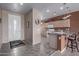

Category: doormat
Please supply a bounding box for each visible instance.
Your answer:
[10,40,25,49]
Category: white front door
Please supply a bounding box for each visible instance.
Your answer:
[8,14,21,42]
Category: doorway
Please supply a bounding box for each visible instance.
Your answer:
[8,14,21,42]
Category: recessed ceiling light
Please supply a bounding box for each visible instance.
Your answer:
[20,3,23,5]
[53,12,56,16]
[60,6,64,10]
[46,9,50,13]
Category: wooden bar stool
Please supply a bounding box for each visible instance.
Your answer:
[67,33,79,52]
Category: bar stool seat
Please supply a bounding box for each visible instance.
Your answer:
[67,33,79,52]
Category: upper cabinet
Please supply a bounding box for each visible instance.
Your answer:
[43,19,70,28]
[63,19,70,27]
[47,19,70,28]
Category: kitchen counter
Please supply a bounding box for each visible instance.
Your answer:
[47,31,66,35]
[47,31,66,53]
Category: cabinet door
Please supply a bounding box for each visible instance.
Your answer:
[61,36,66,51]
[57,35,66,51]
[48,34,57,50]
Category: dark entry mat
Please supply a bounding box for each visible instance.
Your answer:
[10,40,25,49]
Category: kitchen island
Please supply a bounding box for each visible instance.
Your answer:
[47,32,66,53]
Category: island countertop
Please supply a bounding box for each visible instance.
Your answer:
[47,31,66,52]
[47,31,66,35]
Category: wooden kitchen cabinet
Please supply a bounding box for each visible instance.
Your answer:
[45,19,70,28]
[57,35,66,52]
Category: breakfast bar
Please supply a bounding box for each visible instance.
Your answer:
[48,32,66,53]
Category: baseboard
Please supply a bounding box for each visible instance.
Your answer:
[60,47,66,53]
[57,47,66,53]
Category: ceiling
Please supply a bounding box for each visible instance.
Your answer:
[0,3,79,19]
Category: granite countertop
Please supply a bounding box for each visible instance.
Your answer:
[47,31,66,35]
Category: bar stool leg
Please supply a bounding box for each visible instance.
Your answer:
[76,41,79,52]
[66,39,69,49]
[71,41,73,52]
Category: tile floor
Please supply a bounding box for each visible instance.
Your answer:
[0,33,79,56]
[0,42,55,56]
[1,42,79,56]
[51,48,79,56]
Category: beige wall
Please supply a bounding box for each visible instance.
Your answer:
[0,8,2,48]
[24,10,33,45]
[0,8,43,45]
[2,10,8,43]
[33,8,43,45]
[24,8,43,45]
[0,23,2,48]
[2,10,24,43]
[0,22,2,48]
[21,15,24,41]
[0,8,43,46]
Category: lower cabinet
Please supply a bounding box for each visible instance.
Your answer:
[57,35,66,51]
[48,33,66,52]
[48,34,57,50]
